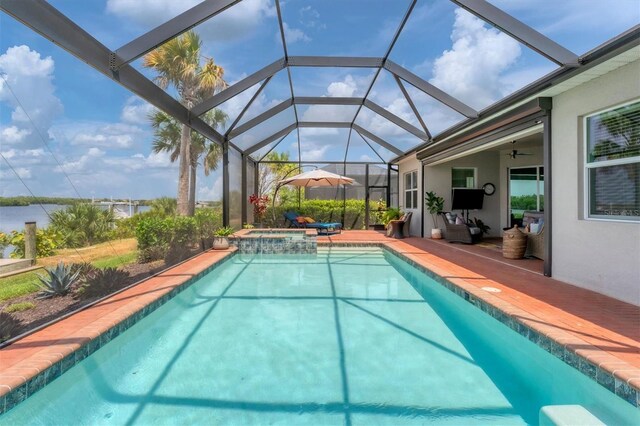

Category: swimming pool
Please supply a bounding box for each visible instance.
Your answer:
[0,248,636,425]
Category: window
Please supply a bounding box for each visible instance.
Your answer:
[404,170,418,209]
[584,100,640,221]
[452,168,476,188]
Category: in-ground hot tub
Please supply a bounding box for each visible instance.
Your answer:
[230,228,317,254]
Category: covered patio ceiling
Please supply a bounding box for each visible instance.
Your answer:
[1,0,586,164]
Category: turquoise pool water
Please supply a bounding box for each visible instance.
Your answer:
[1,248,637,425]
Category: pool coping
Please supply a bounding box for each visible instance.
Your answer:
[0,241,637,415]
[318,240,640,408]
[0,248,237,415]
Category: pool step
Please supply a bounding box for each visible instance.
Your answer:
[539,405,605,426]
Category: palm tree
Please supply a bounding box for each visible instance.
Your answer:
[150,109,227,214]
[143,30,226,216]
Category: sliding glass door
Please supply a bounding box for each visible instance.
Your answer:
[509,166,544,226]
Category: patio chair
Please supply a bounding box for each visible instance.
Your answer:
[283,212,342,235]
[440,212,482,244]
[522,211,545,259]
[386,212,412,238]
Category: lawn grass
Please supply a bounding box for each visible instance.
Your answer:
[0,272,41,302]
[4,301,36,313]
[92,251,137,269]
[0,240,138,302]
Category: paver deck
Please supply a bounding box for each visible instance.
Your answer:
[1,231,638,409]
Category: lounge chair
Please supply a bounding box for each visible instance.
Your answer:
[283,212,342,235]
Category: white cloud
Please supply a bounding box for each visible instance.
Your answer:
[106,0,275,42]
[0,166,32,180]
[197,174,223,201]
[280,22,311,44]
[0,45,63,148]
[51,122,145,149]
[429,9,522,110]
[327,75,358,97]
[0,126,31,145]
[121,96,155,125]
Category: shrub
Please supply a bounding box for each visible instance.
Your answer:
[0,312,22,343]
[194,208,222,239]
[135,215,198,263]
[3,227,62,259]
[78,267,130,299]
[35,262,81,299]
[49,203,115,248]
[70,262,99,279]
[4,302,36,313]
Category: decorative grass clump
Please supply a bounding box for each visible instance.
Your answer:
[4,302,36,313]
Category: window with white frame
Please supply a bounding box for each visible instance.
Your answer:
[584,100,640,221]
[404,170,418,209]
[452,168,476,188]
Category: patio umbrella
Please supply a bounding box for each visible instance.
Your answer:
[278,169,354,188]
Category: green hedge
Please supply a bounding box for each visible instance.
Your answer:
[134,208,221,263]
[262,199,366,229]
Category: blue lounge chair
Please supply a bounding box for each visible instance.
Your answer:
[283,212,342,235]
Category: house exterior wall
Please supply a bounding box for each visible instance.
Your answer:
[551,59,640,305]
[397,156,422,237]
[422,151,501,237]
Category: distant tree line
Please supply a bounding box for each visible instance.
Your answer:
[0,197,158,207]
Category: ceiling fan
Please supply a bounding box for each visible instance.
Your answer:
[507,140,532,159]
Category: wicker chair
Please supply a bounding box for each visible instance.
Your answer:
[522,211,545,259]
[440,212,482,244]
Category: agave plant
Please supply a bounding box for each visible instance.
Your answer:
[0,312,22,343]
[78,267,130,299]
[36,262,81,299]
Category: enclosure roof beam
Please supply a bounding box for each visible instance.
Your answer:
[229,99,293,138]
[0,0,225,146]
[230,97,425,140]
[363,99,429,140]
[112,0,242,68]
[245,124,297,155]
[393,75,431,139]
[287,56,384,68]
[192,58,286,116]
[294,97,364,105]
[384,60,478,119]
[298,122,351,128]
[225,75,272,138]
[450,0,579,66]
[352,125,403,156]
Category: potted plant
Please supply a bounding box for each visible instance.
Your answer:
[249,194,270,228]
[212,226,235,250]
[425,191,445,239]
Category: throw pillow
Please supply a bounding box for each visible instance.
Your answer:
[303,217,315,223]
[446,212,457,224]
[455,216,464,225]
[530,223,540,234]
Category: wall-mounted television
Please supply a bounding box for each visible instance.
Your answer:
[451,188,484,211]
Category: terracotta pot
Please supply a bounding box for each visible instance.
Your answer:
[212,237,229,250]
[431,228,443,239]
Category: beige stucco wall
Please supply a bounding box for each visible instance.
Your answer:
[551,59,640,305]
[397,156,422,236]
[422,151,501,237]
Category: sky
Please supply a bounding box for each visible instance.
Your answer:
[0,0,638,201]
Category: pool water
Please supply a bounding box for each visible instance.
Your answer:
[1,248,637,425]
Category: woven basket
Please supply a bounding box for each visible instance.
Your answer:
[503,225,527,259]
